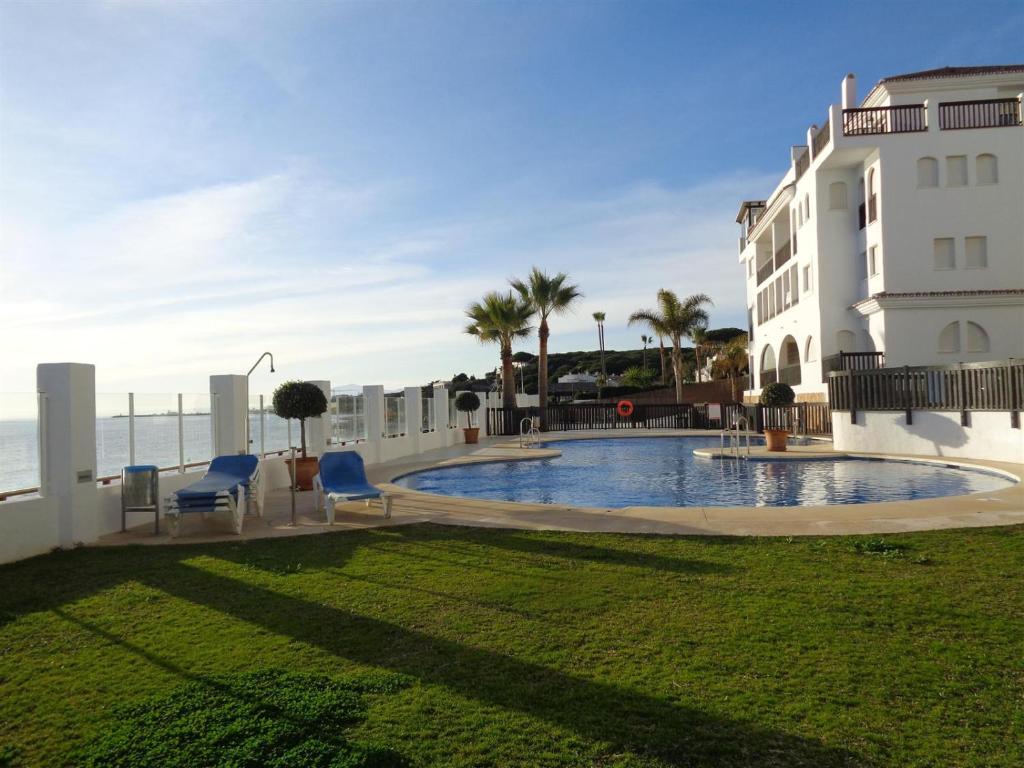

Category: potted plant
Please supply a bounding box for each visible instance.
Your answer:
[759,382,795,452]
[272,380,328,490]
[455,391,481,444]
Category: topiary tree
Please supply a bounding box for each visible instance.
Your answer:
[454,391,480,428]
[759,382,795,407]
[272,381,328,458]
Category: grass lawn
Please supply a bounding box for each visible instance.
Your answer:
[1,523,1022,767]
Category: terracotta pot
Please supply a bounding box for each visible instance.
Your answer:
[463,427,480,444]
[285,456,319,490]
[763,429,789,452]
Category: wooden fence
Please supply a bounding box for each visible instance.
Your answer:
[827,360,1024,427]
[488,402,832,437]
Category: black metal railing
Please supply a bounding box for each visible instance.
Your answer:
[843,105,927,136]
[939,98,1022,130]
[488,402,834,437]
[821,351,886,382]
[828,359,1023,427]
[812,119,830,157]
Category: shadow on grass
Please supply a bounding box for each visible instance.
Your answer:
[134,557,864,767]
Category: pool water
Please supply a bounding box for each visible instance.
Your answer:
[395,437,1014,508]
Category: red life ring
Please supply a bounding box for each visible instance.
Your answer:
[617,400,634,417]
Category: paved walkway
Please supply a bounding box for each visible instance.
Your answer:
[99,431,1024,546]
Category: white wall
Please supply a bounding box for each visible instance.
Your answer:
[833,409,1024,464]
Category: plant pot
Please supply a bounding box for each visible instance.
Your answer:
[463,427,480,444]
[763,429,789,452]
[285,456,319,490]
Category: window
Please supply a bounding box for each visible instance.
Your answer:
[804,336,815,362]
[867,168,878,223]
[976,154,998,185]
[790,265,799,306]
[828,182,847,210]
[966,322,990,353]
[803,264,812,292]
[933,238,955,270]
[748,258,753,277]
[756,292,763,324]
[916,157,939,188]
[965,236,988,268]
[858,250,868,281]
[804,194,811,220]
[869,246,880,276]
[946,155,967,187]
[938,322,960,353]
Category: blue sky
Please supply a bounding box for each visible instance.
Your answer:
[1,0,1021,395]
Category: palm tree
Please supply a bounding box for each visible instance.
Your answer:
[465,291,534,409]
[593,312,607,379]
[712,334,749,403]
[691,324,714,383]
[640,334,652,370]
[511,268,582,429]
[628,290,713,404]
[658,336,667,385]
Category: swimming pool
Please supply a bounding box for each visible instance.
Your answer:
[395,437,1014,508]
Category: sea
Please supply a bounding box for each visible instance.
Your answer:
[0,414,296,493]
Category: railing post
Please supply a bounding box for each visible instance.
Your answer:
[128,392,136,465]
[958,362,969,427]
[848,371,857,424]
[177,393,185,472]
[903,366,912,425]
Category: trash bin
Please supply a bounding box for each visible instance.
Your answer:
[122,465,160,534]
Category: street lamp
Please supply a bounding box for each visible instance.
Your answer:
[245,352,275,451]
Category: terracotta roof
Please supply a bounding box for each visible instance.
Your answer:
[881,65,1024,83]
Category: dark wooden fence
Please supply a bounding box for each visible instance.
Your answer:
[828,360,1024,427]
[938,98,1021,130]
[488,402,832,437]
[842,104,927,136]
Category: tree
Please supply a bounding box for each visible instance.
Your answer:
[511,268,582,428]
[622,365,655,389]
[712,333,750,402]
[271,381,328,458]
[454,391,481,427]
[691,324,715,383]
[628,290,713,404]
[592,311,607,379]
[640,334,651,370]
[465,291,534,409]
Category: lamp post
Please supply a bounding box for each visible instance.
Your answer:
[244,352,275,452]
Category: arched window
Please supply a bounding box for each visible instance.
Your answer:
[836,330,857,353]
[828,182,847,210]
[976,154,998,185]
[780,336,802,385]
[804,336,815,362]
[917,157,939,188]
[966,322,990,353]
[938,322,960,353]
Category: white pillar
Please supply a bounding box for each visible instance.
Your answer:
[210,374,247,456]
[37,363,98,547]
[305,380,331,458]
[841,73,856,109]
[404,386,422,456]
[434,386,452,446]
[924,99,938,132]
[362,385,385,465]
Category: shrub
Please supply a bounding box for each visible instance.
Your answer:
[455,391,481,427]
[74,669,409,768]
[622,366,656,389]
[759,382,795,407]
[272,381,328,457]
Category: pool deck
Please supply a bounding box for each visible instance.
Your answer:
[98,430,1024,546]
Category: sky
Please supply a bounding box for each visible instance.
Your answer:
[1,0,1022,398]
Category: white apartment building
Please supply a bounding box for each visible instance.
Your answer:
[736,65,1024,402]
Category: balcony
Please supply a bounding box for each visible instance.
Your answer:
[794,149,810,180]
[756,259,774,286]
[939,98,1022,130]
[843,104,926,136]
[811,119,830,157]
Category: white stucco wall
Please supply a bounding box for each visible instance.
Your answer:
[833,409,1024,464]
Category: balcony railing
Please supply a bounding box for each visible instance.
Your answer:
[794,149,810,180]
[756,260,774,286]
[939,98,1022,130]
[778,364,802,386]
[759,369,778,386]
[843,104,927,136]
[812,119,830,157]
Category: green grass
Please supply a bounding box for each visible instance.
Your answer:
[1,524,1022,767]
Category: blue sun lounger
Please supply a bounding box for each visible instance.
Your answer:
[313,451,392,524]
[165,454,262,537]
